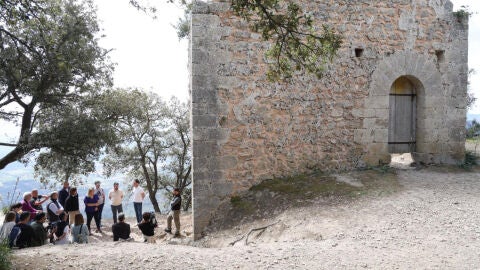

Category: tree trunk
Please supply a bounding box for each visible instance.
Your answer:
[182,194,192,211]
[149,192,161,213]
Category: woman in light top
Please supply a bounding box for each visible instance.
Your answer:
[54,212,70,245]
[0,211,16,242]
[71,213,89,244]
[83,187,101,235]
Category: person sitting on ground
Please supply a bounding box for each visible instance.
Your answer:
[30,189,49,211]
[21,192,42,222]
[165,188,182,236]
[112,213,131,242]
[64,187,80,226]
[47,191,64,222]
[0,211,16,242]
[138,212,157,243]
[9,212,34,249]
[71,213,89,244]
[53,212,70,245]
[9,203,23,223]
[31,212,56,247]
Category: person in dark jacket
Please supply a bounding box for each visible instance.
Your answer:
[111,213,131,241]
[58,181,70,207]
[31,212,56,247]
[138,212,156,243]
[47,192,64,222]
[64,187,80,226]
[164,188,182,236]
[10,212,34,249]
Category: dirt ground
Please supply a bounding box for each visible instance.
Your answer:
[10,166,480,269]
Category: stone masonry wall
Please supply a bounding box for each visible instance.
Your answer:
[191,0,468,239]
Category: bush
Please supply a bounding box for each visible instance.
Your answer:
[0,240,12,270]
[460,151,478,170]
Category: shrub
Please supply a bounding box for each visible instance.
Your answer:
[0,240,12,270]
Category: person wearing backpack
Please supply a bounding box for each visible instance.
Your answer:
[9,212,34,249]
[71,213,89,244]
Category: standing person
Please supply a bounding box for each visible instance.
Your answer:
[109,182,124,224]
[132,179,145,224]
[58,181,70,207]
[64,188,80,226]
[94,181,106,228]
[47,191,64,222]
[84,188,101,234]
[0,212,17,242]
[21,192,41,222]
[30,189,49,211]
[111,213,131,241]
[71,213,89,244]
[165,188,182,237]
[9,212,34,249]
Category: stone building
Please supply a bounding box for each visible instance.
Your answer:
[190,0,469,239]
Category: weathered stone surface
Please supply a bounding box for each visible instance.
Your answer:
[191,0,468,239]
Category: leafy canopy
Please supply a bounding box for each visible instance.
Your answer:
[0,0,113,170]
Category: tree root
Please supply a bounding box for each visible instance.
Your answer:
[229,221,280,246]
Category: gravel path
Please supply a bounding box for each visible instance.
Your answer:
[11,168,480,269]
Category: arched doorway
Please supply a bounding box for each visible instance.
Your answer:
[388,77,417,153]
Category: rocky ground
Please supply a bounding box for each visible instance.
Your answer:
[10,165,480,269]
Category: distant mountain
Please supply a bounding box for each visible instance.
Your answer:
[467,114,480,123]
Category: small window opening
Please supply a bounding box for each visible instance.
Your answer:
[435,50,445,63]
[355,48,364,58]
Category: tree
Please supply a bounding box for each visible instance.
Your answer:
[102,89,171,213]
[0,0,112,170]
[131,0,343,80]
[33,98,117,185]
[161,97,192,211]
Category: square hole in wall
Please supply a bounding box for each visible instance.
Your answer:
[435,50,445,63]
[355,48,364,58]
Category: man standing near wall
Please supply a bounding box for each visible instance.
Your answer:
[132,179,145,224]
[165,188,182,237]
[109,182,124,224]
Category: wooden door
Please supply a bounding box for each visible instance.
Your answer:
[388,77,416,153]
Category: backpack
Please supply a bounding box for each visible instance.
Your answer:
[8,226,21,248]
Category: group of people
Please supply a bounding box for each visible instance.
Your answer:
[0,178,183,249]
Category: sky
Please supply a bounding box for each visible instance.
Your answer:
[0,0,479,183]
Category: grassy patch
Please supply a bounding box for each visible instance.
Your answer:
[230,196,254,214]
[250,169,400,200]
[459,150,478,170]
[0,241,11,270]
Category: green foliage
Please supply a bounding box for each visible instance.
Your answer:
[453,5,472,21]
[466,119,480,139]
[231,0,342,81]
[459,151,478,170]
[100,89,191,212]
[0,240,12,270]
[0,0,113,170]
